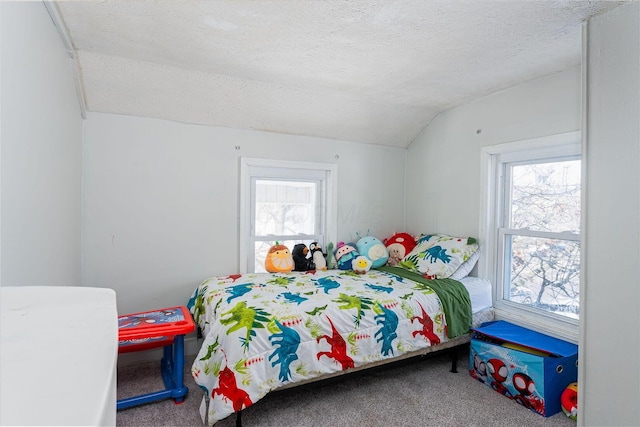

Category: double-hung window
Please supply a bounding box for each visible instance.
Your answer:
[240,158,337,273]
[480,132,581,340]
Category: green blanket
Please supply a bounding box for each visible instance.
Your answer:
[376,266,472,339]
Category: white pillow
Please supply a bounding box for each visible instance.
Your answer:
[450,249,480,280]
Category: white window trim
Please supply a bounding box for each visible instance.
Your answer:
[239,158,338,274]
[479,131,581,343]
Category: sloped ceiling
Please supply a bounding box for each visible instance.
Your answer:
[54,0,623,148]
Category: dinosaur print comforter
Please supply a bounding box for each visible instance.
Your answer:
[187,269,471,425]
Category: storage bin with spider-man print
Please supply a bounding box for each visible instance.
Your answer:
[469,321,578,417]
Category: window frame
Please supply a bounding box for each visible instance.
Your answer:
[479,131,582,342]
[239,158,337,274]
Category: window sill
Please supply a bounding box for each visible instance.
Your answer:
[492,307,579,344]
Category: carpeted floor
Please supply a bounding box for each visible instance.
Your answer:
[116,348,577,427]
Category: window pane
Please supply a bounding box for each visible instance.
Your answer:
[509,160,580,233]
[255,180,318,236]
[254,239,316,273]
[505,234,580,319]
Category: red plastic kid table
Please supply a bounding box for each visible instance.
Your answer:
[117,306,195,410]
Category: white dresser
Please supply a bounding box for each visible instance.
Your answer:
[1,286,118,426]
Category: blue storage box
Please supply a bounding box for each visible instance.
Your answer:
[469,320,578,417]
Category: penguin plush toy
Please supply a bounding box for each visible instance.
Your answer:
[292,243,316,271]
[309,242,327,270]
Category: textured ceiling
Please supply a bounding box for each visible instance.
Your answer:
[55,0,623,147]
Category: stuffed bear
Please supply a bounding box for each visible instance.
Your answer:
[265,242,294,273]
[309,242,327,270]
[383,232,417,266]
[292,243,316,271]
[334,242,359,270]
[356,235,389,268]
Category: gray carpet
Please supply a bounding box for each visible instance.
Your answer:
[116,348,577,427]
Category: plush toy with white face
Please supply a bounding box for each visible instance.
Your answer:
[352,255,372,274]
[384,232,417,266]
[356,235,389,268]
[334,242,359,270]
[309,242,327,270]
[265,243,294,273]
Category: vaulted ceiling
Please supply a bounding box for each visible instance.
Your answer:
[54,0,624,148]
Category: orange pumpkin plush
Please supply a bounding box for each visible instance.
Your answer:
[265,243,294,273]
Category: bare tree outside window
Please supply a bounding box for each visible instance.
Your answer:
[505,160,581,319]
[253,180,319,272]
[240,158,336,274]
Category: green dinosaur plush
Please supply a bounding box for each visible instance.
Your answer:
[325,242,338,269]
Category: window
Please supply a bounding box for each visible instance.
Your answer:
[480,132,581,339]
[240,158,337,273]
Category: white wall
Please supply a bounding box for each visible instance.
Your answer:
[405,66,581,238]
[82,113,406,315]
[0,2,83,286]
[582,3,640,426]
[404,6,640,424]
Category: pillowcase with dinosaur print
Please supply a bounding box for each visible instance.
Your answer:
[398,234,479,279]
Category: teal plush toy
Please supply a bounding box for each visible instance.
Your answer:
[356,235,389,268]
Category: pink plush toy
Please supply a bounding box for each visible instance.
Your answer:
[383,232,417,266]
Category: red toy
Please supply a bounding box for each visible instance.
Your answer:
[383,232,416,266]
[561,382,578,420]
[117,306,195,410]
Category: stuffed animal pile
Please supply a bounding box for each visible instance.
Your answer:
[332,233,391,274]
[265,241,327,273]
[265,232,415,274]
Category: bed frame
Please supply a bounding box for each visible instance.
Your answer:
[189,266,493,427]
[231,333,472,427]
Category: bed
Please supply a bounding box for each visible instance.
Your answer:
[187,234,493,425]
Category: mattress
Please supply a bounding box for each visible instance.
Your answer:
[459,276,493,314]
